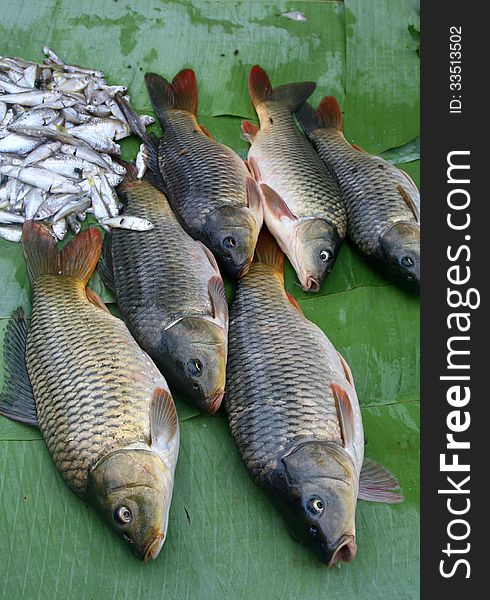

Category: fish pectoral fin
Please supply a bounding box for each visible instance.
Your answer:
[150,388,179,469]
[260,183,297,221]
[330,382,355,451]
[358,458,404,504]
[208,275,229,329]
[241,120,259,144]
[85,287,111,313]
[397,184,420,223]
[286,292,303,314]
[199,124,215,139]
[337,352,354,387]
[195,240,220,275]
[246,176,263,224]
[97,232,115,293]
[246,156,262,181]
[0,308,38,427]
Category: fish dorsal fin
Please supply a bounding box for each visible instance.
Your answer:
[0,308,38,427]
[199,124,215,139]
[241,120,260,143]
[397,184,420,223]
[150,388,179,470]
[260,183,297,221]
[195,240,220,275]
[208,275,229,329]
[358,458,404,504]
[85,287,111,313]
[351,143,367,153]
[246,176,263,224]
[338,352,354,386]
[253,227,285,278]
[286,292,303,314]
[330,382,355,451]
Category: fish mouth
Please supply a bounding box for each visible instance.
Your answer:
[206,388,225,415]
[303,274,320,292]
[238,259,252,278]
[143,533,165,561]
[327,535,357,567]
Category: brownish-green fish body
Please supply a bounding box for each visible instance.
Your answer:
[242,66,346,292]
[101,166,228,414]
[0,223,179,561]
[142,70,263,279]
[297,97,420,293]
[225,230,402,565]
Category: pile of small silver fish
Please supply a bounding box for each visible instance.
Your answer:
[0,47,156,242]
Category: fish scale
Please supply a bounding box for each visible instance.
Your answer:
[250,105,346,233]
[225,262,361,485]
[307,128,419,255]
[110,176,216,334]
[27,276,167,496]
[158,110,250,229]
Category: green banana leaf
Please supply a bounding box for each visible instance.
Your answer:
[0,1,420,599]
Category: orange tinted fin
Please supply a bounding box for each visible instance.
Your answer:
[22,222,101,286]
[351,143,368,153]
[338,352,354,386]
[248,65,315,111]
[86,287,111,313]
[145,69,197,123]
[241,120,260,143]
[286,292,303,314]
[330,382,355,450]
[171,69,198,115]
[199,124,215,139]
[397,184,420,223]
[317,96,343,131]
[260,183,296,221]
[358,459,404,504]
[254,227,284,277]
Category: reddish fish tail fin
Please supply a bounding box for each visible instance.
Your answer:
[297,96,344,132]
[145,69,197,124]
[22,222,102,286]
[248,65,315,111]
[253,227,284,278]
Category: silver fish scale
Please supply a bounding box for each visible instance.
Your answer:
[110,179,217,343]
[225,264,345,485]
[309,129,420,255]
[249,105,346,235]
[158,110,250,232]
[27,277,167,497]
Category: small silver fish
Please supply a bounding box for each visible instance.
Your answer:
[0,225,22,241]
[0,210,24,224]
[101,215,154,231]
[0,165,82,194]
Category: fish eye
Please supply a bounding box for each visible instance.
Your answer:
[223,236,236,250]
[319,249,333,263]
[188,359,203,377]
[115,506,132,524]
[400,256,414,269]
[307,496,325,515]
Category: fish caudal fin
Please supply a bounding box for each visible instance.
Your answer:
[22,221,102,286]
[248,65,315,111]
[316,96,343,130]
[253,226,284,276]
[145,69,197,125]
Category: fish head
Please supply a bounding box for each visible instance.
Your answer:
[202,206,259,278]
[274,441,358,566]
[158,317,227,414]
[88,449,173,561]
[379,221,420,293]
[291,219,341,292]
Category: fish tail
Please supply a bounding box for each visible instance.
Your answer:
[22,221,101,286]
[253,227,284,276]
[297,96,343,132]
[145,69,197,124]
[248,65,315,111]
